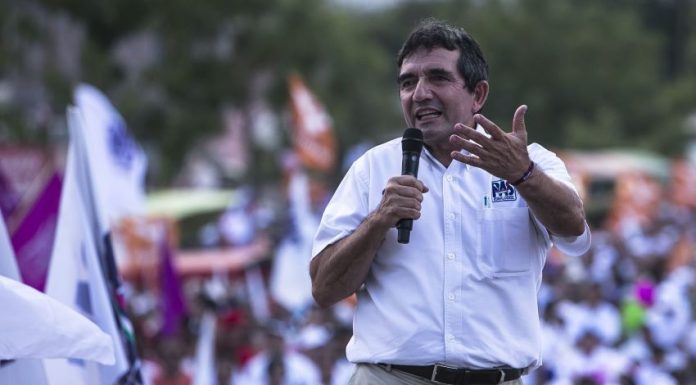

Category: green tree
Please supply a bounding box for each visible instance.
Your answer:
[2,0,695,186]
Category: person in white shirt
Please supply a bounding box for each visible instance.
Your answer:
[557,282,622,346]
[550,329,630,385]
[310,18,591,385]
[232,324,322,385]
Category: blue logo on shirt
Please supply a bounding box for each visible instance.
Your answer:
[491,180,516,202]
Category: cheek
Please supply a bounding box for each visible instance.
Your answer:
[400,99,412,119]
[400,94,410,108]
[450,95,474,115]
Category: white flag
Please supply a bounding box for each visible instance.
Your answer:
[70,84,146,383]
[0,214,50,385]
[269,171,317,312]
[73,83,147,237]
[0,212,20,280]
[0,275,115,363]
[1,211,114,364]
[193,312,217,385]
[43,133,129,385]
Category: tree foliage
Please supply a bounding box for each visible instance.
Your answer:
[1,0,695,185]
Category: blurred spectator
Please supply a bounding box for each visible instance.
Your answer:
[552,330,630,385]
[148,337,194,385]
[644,267,693,349]
[219,187,258,247]
[231,322,321,385]
[557,282,622,346]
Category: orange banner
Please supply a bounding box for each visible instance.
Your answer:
[288,74,337,173]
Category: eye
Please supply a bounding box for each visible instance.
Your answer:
[399,78,416,90]
[430,74,450,83]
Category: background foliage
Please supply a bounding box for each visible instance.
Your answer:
[1,0,695,186]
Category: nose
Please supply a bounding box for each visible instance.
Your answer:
[412,77,433,102]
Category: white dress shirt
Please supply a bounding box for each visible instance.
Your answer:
[312,136,591,370]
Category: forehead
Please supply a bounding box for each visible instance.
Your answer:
[399,47,460,75]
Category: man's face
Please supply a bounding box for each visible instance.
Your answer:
[398,47,481,147]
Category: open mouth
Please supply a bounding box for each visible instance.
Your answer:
[415,109,442,121]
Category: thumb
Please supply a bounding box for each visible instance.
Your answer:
[512,105,528,138]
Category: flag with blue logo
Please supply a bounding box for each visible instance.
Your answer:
[72,84,147,240]
[43,133,131,385]
[70,85,146,384]
[42,84,147,385]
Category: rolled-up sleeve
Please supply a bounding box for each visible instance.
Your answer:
[312,160,370,259]
[528,143,592,257]
[551,221,592,256]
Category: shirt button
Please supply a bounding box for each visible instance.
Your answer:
[448,213,455,220]
[447,253,455,260]
[448,335,455,341]
[448,293,455,301]
[446,175,453,182]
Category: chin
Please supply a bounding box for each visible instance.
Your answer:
[413,121,434,131]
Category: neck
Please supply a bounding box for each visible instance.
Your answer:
[424,143,454,167]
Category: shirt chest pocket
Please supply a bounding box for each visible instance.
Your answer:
[477,207,534,277]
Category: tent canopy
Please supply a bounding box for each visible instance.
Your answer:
[146,189,237,220]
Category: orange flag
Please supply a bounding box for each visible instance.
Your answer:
[288,74,337,173]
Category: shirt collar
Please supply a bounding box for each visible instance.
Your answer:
[422,124,486,171]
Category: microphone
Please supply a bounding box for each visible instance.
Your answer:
[397,128,424,244]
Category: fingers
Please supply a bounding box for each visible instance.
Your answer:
[449,106,530,179]
[450,106,529,158]
[512,105,528,136]
[452,122,488,143]
[385,175,428,193]
[463,106,528,140]
[473,114,505,140]
[450,151,483,168]
[379,176,428,224]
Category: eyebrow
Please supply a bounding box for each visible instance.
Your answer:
[397,72,416,85]
[427,68,456,80]
[397,67,456,84]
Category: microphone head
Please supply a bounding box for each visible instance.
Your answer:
[402,128,424,154]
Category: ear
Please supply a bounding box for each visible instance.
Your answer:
[471,80,489,113]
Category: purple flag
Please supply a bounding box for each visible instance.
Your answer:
[11,173,62,292]
[159,239,187,336]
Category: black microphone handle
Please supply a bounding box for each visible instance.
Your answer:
[397,220,413,243]
[396,151,420,244]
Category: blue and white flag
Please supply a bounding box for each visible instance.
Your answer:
[72,84,147,238]
[42,108,134,385]
[70,84,147,384]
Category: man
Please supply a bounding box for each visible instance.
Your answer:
[310,18,591,385]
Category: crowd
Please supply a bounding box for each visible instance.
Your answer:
[123,163,696,385]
